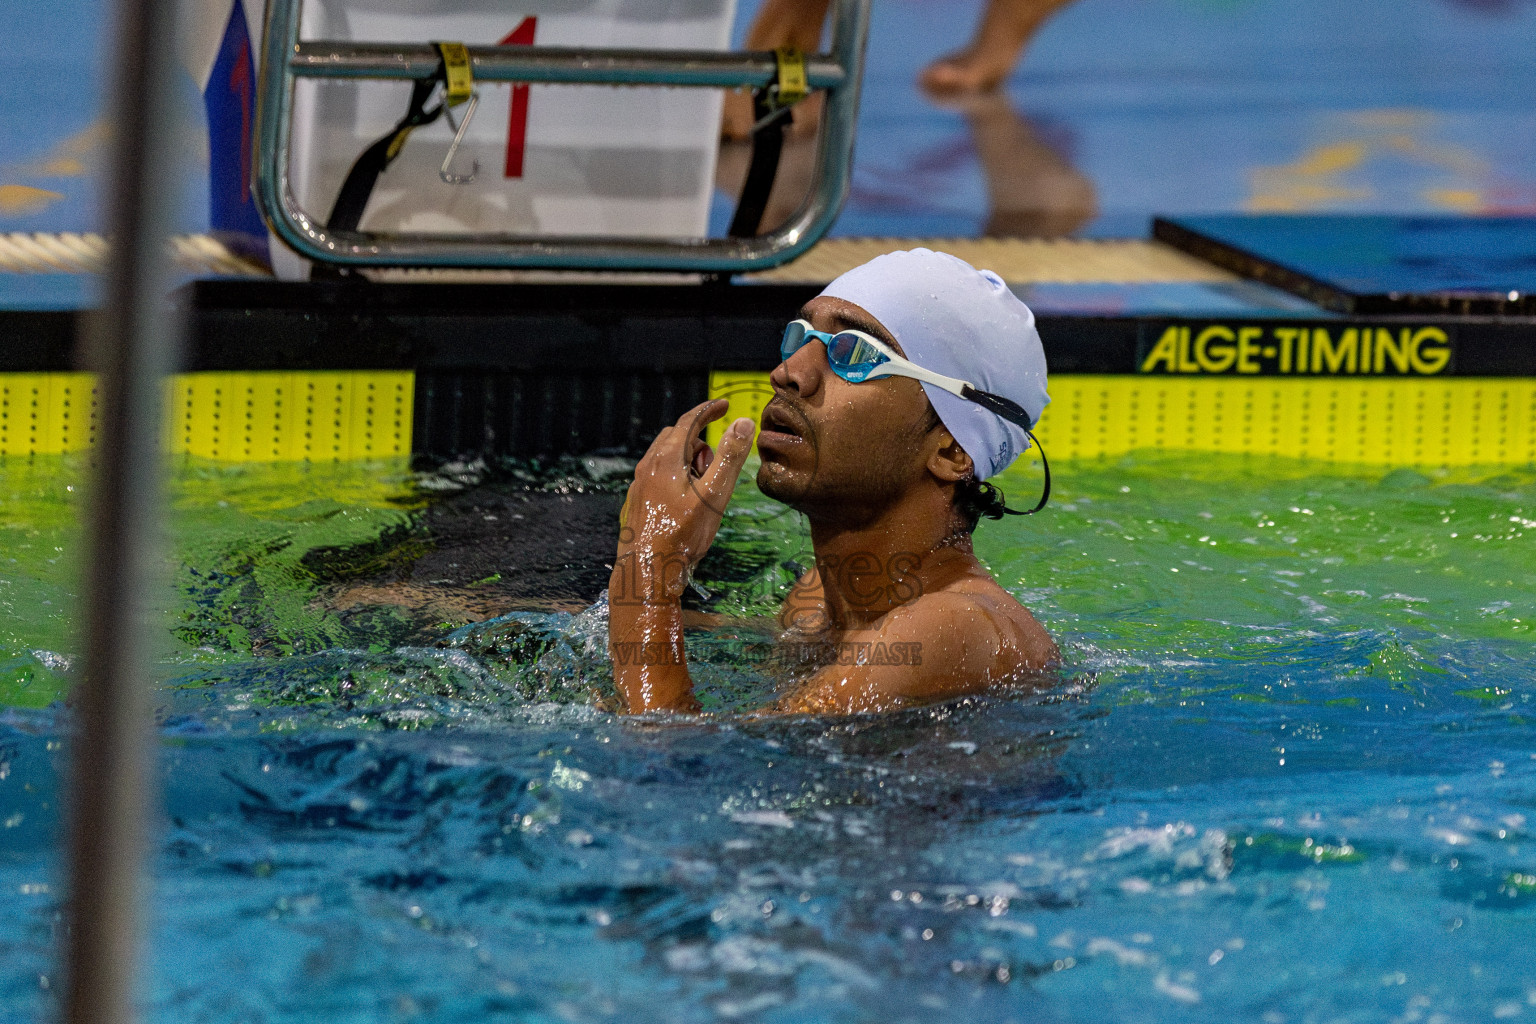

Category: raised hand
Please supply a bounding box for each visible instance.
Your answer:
[616,399,755,602]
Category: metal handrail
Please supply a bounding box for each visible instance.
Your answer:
[253,0,870,273]
[290,43,849,89]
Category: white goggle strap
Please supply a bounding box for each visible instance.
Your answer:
[862,338,1050,515]
[857,340,971,397]
[866,349,1029,427]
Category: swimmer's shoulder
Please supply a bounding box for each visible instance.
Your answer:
[917,572,1058,673]
[768,572,1056,715]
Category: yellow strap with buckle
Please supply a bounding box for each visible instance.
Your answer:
[433,41,474,106]
[773,46,807,106]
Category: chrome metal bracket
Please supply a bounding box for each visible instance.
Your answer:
[253,0,870,272]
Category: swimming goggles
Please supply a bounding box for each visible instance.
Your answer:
[780,319,1050,514]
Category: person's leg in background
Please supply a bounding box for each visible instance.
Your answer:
[721,0,833,139]
[921,0,1077,94]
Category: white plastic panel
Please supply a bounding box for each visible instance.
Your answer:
[289,0,735,238]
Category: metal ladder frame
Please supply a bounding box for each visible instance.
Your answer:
[253,0,870,273]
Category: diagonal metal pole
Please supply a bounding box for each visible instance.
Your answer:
[63,0,184,1017]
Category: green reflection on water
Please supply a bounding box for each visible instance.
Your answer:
[0,456,419,707]
[2,451,1534,711]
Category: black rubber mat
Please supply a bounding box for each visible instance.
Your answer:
[1155,215,1536,315]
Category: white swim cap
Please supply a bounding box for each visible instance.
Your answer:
[818,248,1050,480]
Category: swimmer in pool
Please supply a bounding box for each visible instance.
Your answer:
[608,248,1058,714]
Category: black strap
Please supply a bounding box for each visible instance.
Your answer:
[727,91,792,238]
[960,384,1029,428]
[959,384,1050,515]
[1002,428,1050,515]
[325,69,449,235]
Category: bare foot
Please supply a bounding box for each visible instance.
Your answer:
[920,47,1014,94]
[920,0,1078,95]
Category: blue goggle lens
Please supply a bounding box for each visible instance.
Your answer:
[826,332,887,380]
[780,320,810,361]
[780,321,890,383]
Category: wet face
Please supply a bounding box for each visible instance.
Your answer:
[755,296,943,524]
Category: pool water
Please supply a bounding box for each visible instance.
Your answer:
[2,452,1535,1022]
